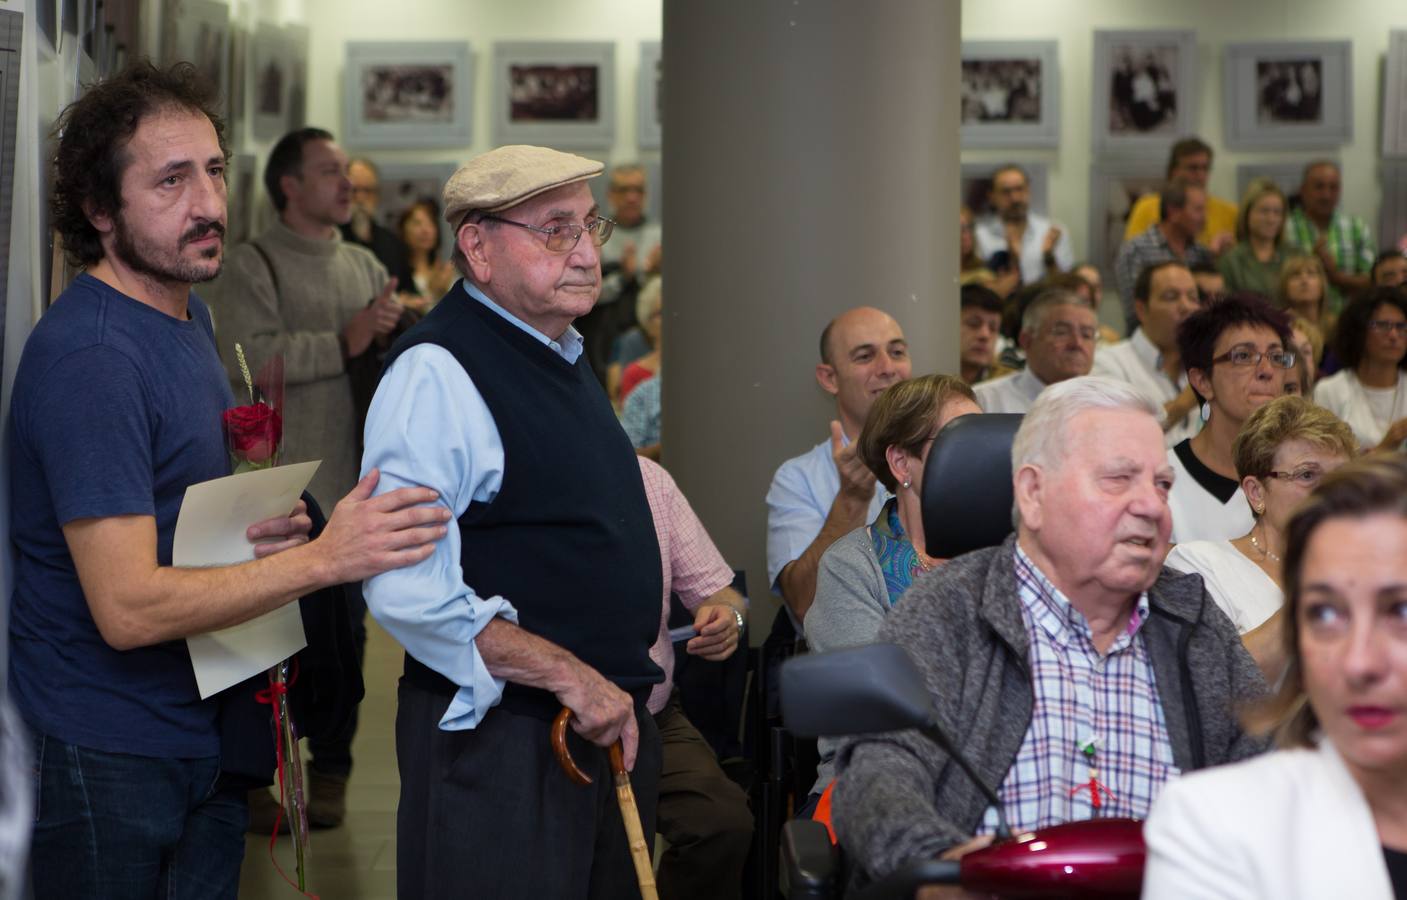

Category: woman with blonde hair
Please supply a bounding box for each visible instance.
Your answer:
[1164,395,1355,678]
[1144,455,1407,898]
[1219,177,1293,298]
[1278,253,1330,330]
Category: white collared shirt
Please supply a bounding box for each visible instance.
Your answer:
[1091,328,1200,447]
[973,367,1047,414]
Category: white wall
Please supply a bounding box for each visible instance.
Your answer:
[960,0,1407,260]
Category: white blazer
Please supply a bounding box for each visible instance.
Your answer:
[1143,739,1395,899]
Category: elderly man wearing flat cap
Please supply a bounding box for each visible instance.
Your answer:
[361,145,665,898]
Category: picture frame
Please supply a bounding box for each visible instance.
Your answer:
[1090,30,1198,158]
[1383,31,1407,158]
[637,41,661,151]
[960,40,1059,149]
[1380,161,1407,254]
[1085,160,1167,277]
[250,23,288,141]
[1233,160,1334,207]
[960,161,1050,218]
[343,42,472,150]
[1223,41,1352,150]
[373,161,459,260]
[225,153,258,248]
[284,25,308,132]
[164,0,231,117]
[493,41,615,149]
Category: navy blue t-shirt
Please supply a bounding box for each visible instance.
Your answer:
[9,274,235,758]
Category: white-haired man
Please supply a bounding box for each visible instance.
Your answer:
[832,376,1266,889]
[973,289,1096,414]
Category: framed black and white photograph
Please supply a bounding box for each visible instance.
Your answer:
[283,25,308,132]
[251,23,288,140]
[494,41,615,149]
[164,0,230,115]
[960,161,1050,218]
[343,42,472,150]
[1383,31,1407,158]
[1233,160,1333,208]
[1380,161,1407,253]
[1223,41,1351,149]
[1086,160,1166,276]
[1091,30,1197,157]
[960,41,1059,148]
[637,41,661,150]
[374,161,458,259]
[225,153,258,247]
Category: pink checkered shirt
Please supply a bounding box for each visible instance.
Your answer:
[638,458,735,714]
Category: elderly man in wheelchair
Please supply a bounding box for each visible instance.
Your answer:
[782,377,1268,898]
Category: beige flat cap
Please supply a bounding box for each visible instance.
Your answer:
[442,145,604,224]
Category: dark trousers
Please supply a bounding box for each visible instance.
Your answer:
[29,732,247,900]
[396,682,663,899]
[654,693,753,900]
[307,584,366,777]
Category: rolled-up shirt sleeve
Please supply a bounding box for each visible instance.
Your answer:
[361,343,516,731]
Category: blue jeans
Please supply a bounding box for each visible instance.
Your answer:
[29,732,248,900]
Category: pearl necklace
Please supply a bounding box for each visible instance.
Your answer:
[1249,531,1281,563]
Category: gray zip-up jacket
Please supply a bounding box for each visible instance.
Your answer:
[832,534,1269,884]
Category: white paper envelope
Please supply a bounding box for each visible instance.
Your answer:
[175,460,321,699]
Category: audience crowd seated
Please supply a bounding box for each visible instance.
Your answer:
[1289,314,1324,394]
[621,277,664,460]
[1164,396,1354,680]
[1115,178,1215,331]
[832,377,1266,888]
[972,164,1072,287]
[1070,262,1122,345]
[1219,177,1295,300]
[1123,137,1237,254]
[958,284,1012,385]
[1091,260,1201,446]
[803,375,981,813]
[1166,292,1295,543]
[620,276,663,403]
[766,308,910,622]
[1374,249,1407,288]
[1287,160,1374,316]
[1144,455,1407,899]
[1313,287,1407,450]
[1279,253,1331,334]
[974,288,1096,413]
[397,200,456,307]
[959,205,1015,297]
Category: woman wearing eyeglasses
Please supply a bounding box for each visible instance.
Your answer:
[1165,396,1354,679]
[1314,288,1407,451]
[1143,454,1407,900]
[1166,293,1297,544]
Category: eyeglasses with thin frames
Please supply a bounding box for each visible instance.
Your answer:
[479,214,615,253]
[1368,319,1407,335]
[1210,344,1296,369]
[1263,466,1326,488]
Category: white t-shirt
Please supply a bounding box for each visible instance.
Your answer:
[1164,540,1281,634]
[1166,440,1253,544]
[1313,369,1407,449]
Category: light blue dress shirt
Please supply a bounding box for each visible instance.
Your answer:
[764,436,887,593]
[361,281,584,731]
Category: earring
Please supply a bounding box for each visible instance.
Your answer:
[902,480,911,490]
[1200,401,1211,421]
[1254,504,1264,515]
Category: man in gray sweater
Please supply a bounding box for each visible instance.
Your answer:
[832,376,1267,886]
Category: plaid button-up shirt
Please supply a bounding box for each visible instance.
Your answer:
[978,545,1180,835]
[1286,207,1375,316]
[1114,224,1214,329]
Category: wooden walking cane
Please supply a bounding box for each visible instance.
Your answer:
[551,707,659,900]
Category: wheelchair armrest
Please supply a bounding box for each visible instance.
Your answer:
[781,818,838,899]
[851,859,962,900]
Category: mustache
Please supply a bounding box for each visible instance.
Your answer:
[181,221,225,245]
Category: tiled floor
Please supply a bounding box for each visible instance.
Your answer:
[238,621,404,899]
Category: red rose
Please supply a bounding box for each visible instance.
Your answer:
[222,402,282,465]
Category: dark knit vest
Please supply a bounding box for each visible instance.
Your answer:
[384,289,664,718]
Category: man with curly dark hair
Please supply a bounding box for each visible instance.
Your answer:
[8,61,450,898]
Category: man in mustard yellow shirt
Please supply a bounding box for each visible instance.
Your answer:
[1123,138,1236,255]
